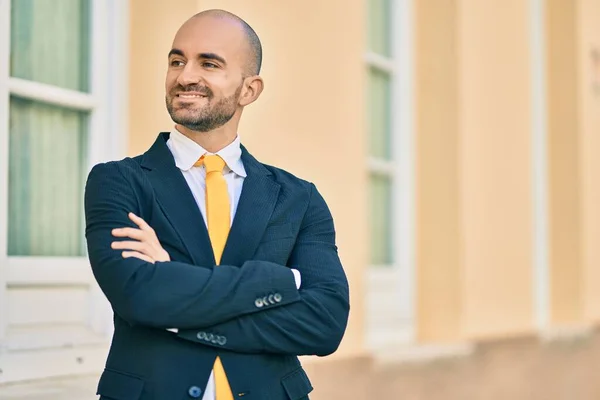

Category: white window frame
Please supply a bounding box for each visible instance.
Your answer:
[530,0,550,331]
[365,0,416,350]
[0,0,129,382]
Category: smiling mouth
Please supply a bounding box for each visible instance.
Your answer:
[177,93,207,99]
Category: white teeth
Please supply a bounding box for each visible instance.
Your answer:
[179,94,202,98]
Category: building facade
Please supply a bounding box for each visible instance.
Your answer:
[1,0,600,398]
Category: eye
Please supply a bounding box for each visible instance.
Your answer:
[202,62,218,69]
[170,60,185,67]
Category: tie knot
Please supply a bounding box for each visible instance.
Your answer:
[198,154,226,173]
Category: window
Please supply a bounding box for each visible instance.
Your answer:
[367,0,394,267]
[365,0,416,349]
[8,0,91,257]
[0,0,128,382]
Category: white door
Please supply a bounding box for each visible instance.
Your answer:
[0,0,128,383]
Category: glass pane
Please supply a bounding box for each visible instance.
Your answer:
[8,97,88,256]
[368,0,391,56]
[370,173,393,265]
[10,0,90,92]
[368,67,392,159]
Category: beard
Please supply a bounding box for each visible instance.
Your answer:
[166,83,243,132]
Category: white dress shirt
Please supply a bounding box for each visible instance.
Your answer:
[167,128,247,225]
[166,128,300,400]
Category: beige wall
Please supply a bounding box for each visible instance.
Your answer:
[415,0,600,341]
[416,0,462,342]
[128,0,367,357]
[546,0,600,327]
[416,0,538,342]
[579,0,600,323]
[458,0,535,339]
[458,0,534,339]
[547,0,583,326]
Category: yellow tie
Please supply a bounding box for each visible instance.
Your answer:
[195,154,233,400]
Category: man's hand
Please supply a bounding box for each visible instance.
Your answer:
[111,212,171,263]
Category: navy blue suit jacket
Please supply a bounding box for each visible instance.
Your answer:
[84,133,350,400]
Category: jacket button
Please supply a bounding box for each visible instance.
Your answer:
[188,385,202,398]
[255,298,264,308]
[274,293,282,303]
[267,294,275,304]
[218,335,227,345]
[196,331,206,340]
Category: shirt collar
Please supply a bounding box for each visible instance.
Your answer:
[168,128,247,177]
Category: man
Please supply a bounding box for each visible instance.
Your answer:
[84,9,349,400]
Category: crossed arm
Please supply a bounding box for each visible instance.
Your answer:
[84,163,350,356]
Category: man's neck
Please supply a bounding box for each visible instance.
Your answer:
[175,124,237,153]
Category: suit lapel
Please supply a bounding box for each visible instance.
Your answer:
[141,133,215,267]
[221,146,281,266]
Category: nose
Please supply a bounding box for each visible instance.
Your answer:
[176,62,203,87]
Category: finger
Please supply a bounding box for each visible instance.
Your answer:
[128,213,154,232]
[112,227,145,240]
[111,241,150,253]
[128,214,161,244]
[121,251,154,264]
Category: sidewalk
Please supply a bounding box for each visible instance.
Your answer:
[2,331,600,400]
[0,375,98,400]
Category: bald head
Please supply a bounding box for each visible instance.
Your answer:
[165,9,265,137]
[188,9,262,76]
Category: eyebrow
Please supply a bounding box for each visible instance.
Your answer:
[168,48,227,66]
[199,52,227,65]
[168,48,185,58]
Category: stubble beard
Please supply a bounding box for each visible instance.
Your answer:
[166,84,243,132]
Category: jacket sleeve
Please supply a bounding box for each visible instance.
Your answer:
[85,162,300,329]
[176,183,350,357]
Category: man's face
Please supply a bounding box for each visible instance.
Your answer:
[165,16,249,132]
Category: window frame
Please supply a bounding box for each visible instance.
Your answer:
[530,0,550,330]
[365,0,416,349]
[0,0,129,347]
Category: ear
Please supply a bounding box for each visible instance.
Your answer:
[238,75,264,107]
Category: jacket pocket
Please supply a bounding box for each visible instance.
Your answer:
[97,368,145,400]
[281,367,313,400]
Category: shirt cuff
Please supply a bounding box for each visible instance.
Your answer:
[167,328,178,333]
[291,269,301,289]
